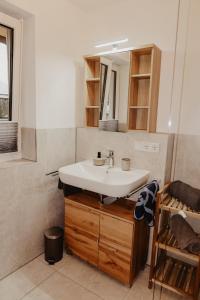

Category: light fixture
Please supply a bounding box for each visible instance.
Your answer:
[168,119,172,128]
[96,46,135,56]
[95,38,128,48]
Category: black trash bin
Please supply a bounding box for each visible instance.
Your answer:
[44,227,64,265]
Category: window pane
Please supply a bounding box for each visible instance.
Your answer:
[0,25,13,120]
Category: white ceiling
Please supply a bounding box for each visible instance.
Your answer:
[68,0,123,11]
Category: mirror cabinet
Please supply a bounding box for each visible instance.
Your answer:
[84,44,161,133]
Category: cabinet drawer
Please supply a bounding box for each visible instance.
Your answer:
[100,214,133,251]
[65,200,99,238]
[65,226,98,266]
[99,241,131,285]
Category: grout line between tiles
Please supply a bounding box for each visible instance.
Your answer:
[36,254,134,300]
[56,269,105,300]
[0,252,44,282]
[19,271,56,300]
[16,253,103,300]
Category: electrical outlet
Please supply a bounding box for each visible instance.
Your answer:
[134,141,160,152]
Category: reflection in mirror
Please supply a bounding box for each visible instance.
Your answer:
[99,51,130,132]
[0,24,13,121]
[100,64,107,120]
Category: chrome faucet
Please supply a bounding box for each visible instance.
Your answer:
[106,150,114,168]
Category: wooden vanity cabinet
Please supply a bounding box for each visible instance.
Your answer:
[64,197,99,266]
[65,192,149,286]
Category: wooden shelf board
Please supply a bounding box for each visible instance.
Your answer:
[153,256,196,297]
[129,106,149,109]
[156,227,199,262]
[156,242,199,263]
[85,56,100,61]
[65,192,135,223]
[86,78,100,82]
[152,279,190,297]
[131,73,151,79]
[128,129,147,132]
[160,197,200,220]
[86,106,100,109]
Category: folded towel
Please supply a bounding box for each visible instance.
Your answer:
[170,214,200,254]
[134,180,159,227]
[167,181,200,212]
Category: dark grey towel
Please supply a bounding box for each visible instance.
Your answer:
[170,214,200,255]
[167,181,200,212]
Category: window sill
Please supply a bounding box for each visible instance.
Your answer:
[0,151,21,163]
[0,158,38,169]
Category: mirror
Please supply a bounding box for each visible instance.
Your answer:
[99,51,130,132]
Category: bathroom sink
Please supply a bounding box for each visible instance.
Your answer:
[59,160,150,198]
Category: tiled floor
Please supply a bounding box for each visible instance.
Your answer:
[0,253,190,300]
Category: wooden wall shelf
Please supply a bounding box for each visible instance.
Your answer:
[84,56,101,127]
[128,44,161,132]
[84,44,161,131]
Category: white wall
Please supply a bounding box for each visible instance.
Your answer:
[173,0,200,189]
[79,0,180,133]
[21,15,36,128]
[5,0,90,129]
[177,0,200,135]
[3,0,187,133]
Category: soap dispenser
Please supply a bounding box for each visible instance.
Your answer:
[93,152,105,166]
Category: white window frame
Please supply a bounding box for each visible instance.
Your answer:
[0,11,22,162]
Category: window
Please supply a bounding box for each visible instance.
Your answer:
[100,59,119,121]
[0,12,22,157]
[0,24,13,121]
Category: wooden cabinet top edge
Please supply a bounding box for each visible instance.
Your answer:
[65,192,135,223]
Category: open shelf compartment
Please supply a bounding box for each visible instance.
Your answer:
[156,227,199,263]
[85,56,100,79]
[129,77,150,107]
[160,196,200,219]
[153,255,196,297]
[131,47,152,76]
[129,108,148,130]
[86,107,99,127]
[86,80,100,106]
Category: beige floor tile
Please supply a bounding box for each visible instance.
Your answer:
[125,267,191,300]
[37,251,69,270]
[158,289,190,300]
[57,255,99,286]
[85,269,130,300]
[22,272,102,300]
[21,258,55,285]
[57,255,129,300]
[0,271,34,300]
[125,282,164,300]
[0,258,55,300]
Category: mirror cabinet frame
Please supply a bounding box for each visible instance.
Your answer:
[84,44,161,133]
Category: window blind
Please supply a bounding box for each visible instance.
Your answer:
[0,122,18,153]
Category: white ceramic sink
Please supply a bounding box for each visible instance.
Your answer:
[59,160,150,198]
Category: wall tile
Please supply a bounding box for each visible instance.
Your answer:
[0,127,75,279]
[76,128,174,186]
[174,134,200,188]
[21,128,37,161]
